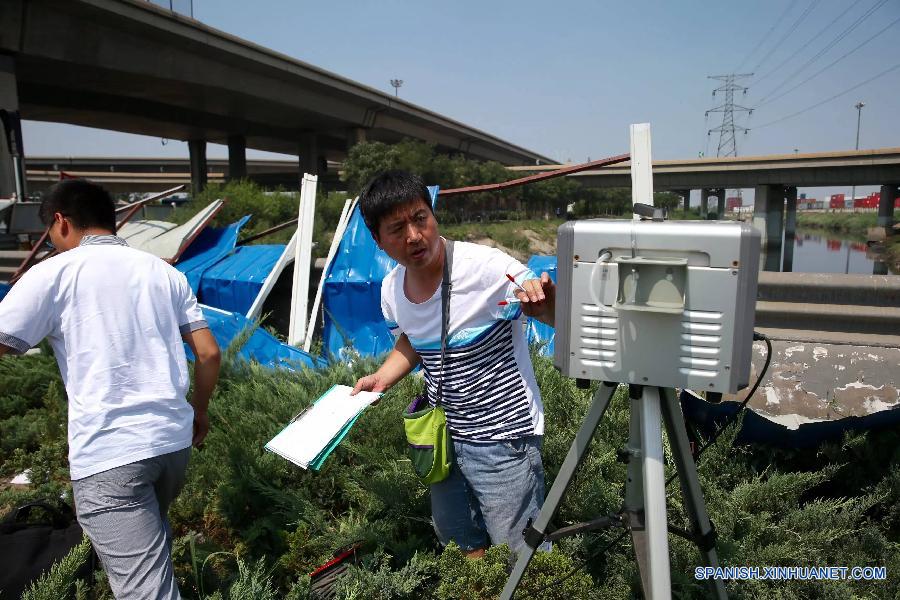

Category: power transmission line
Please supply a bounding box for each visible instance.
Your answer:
[735,0,798,72]
[751,0,823,73]
[755,0,889,105]
[750,62,900,130]
[705,74,753,157]
[756,14,900,108]
[753,0,864,85]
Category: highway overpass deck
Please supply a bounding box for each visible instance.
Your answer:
[0,0,551,197]
[509,148,900,189]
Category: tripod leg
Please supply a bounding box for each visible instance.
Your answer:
[624,388,651,595]
[635,386,671,600]
[660,388,728,600]
[500,382,618,600]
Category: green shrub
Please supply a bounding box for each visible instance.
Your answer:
[21,536,92,600]
[3,346,899,598]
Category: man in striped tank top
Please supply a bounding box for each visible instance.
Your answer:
[351,170,556,556]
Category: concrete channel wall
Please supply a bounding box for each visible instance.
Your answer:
[755,272,900,347]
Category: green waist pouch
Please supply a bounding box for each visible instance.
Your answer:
[403,394,453,485]
[401,239,455,485]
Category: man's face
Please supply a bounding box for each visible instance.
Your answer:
[375,198,440,270]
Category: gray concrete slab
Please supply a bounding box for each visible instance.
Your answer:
[727,340,900,429]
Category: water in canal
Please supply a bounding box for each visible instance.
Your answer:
[768,229,895,275]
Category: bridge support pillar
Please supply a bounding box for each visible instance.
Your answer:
[227,135,247,181]
[347,127,367,149]
[753,184,785,271]
[0,54,26,203]
[188,139,208,197]
[783,186,797,272]
[299,132,324,177]
[700,189,710,218]
[677,189,691,213]
[716,188,727,220]
[870,184,897,241]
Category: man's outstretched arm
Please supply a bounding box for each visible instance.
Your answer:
[182,327,221,447]
[351,333,420,396]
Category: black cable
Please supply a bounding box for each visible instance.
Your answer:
[757,13,900,108]
[736,0,799,72]
[753,0,864,85]
[697,333,772,461]
[755,0,889,106]
[751,0,823,74]
[751,62,900,130]
[513,528,630,599]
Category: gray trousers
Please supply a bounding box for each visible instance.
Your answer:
[72,448,190,600]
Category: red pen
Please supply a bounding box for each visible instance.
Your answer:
[497,298,522,306]
[506,273,527,293]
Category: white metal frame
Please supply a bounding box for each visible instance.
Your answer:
[630,123,654,216]
[303,197,356,352]
[288,174,317,347]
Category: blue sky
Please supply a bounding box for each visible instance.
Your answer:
[23,0,900,197]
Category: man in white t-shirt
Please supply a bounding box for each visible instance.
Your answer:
[0,179,221,600]
[352,170,555,556]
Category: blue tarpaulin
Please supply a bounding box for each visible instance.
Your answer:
[525,255,557,357]
[0,283,10,303]
[176,216,251,293]
[190,305,326,370]
[321,187,438,361]
[199,245,285,315]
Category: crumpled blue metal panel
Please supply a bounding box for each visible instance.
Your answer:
[321,186,438,361]
[176,216,251,292]
[187,305,326,370]
[199,245,285,315]
[525,254,557,357]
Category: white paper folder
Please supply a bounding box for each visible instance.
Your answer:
[265,384,381,470]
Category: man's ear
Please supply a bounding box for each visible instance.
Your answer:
[55,213,69,235]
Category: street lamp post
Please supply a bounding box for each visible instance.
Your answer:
[390,79,403,97]
[850,101,865,206]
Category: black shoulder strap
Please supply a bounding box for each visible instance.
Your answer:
[436,239,454,406]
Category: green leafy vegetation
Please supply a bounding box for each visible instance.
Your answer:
[341,139,657,223]
[797,212,877,236]
[3,345,898,599]
[20,537,92,600]
[170,180,350,257]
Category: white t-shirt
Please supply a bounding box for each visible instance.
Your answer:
[0,235,207,480]
[381,240,544,441]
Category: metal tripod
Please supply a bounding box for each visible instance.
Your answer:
[500,382,728,600]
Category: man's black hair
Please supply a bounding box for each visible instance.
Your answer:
[358,170,432,239]
[39,179,117,234]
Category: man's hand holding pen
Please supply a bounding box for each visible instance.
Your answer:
[507,273,556,327]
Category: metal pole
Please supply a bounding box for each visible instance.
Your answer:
[638,386,670,599]
[850,101,864,206]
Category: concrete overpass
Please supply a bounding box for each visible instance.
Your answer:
[511,148,900,190]
[0,0,552,198]
[19,148,900,272]
[24,155,330,194]
[513,148,900,267]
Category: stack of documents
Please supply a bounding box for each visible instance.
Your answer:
[265,384,381,470]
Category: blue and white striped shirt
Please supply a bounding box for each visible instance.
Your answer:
[381,240,543,441]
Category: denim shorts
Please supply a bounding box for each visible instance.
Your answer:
[430,435,544,553]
